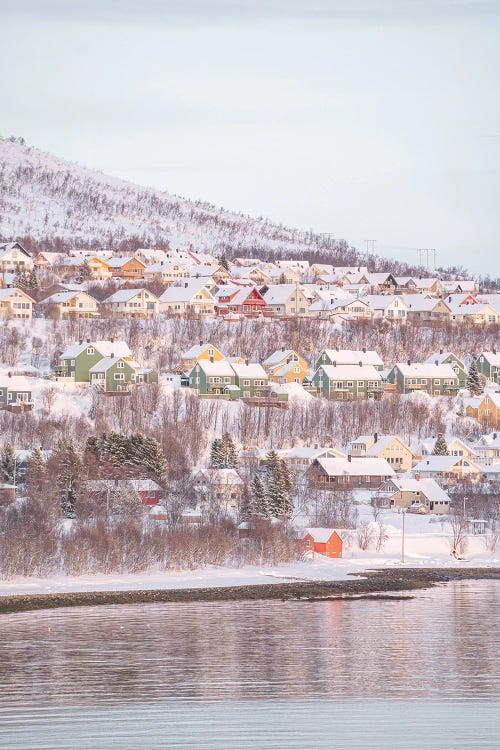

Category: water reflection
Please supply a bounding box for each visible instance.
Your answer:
[0,581,498,707]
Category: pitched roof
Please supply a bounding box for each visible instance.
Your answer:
[231,362,268,379]
[159,278,215,302]
[424,351,464,367]
[393,363,458,378]
[305,528,342,543]
[318,349,384,367]
[103,288,157,303]
[262,284,301,305]
[412,456,479,472]
[60,340,132,360]
[315,457,395,477]
[388,477,450,502]
[317,364,382,380]
[193,360,235,377]
[89,357,135,373]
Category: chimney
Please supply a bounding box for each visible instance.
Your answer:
[374,432,378,443]
[79,339,83,345]
[86,338,90,343]
[8,371,12,378]
[414,473,420,481]
[199,340,203,346]
[110,352,114,358]
[333,360,336,367]
[362,347,366,353]
[184,282,188,288]
[110,337,114,343]
[359,361,362,367]
[407,360,411,366]
[426,460,430,465]
[439,348,443,354]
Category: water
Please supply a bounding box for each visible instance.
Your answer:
[0,581,498,749]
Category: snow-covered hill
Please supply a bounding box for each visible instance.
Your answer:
[0,137,346,257]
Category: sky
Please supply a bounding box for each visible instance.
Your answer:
[1,0,499,273]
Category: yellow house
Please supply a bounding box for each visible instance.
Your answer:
[40,290,99,318]
[262,349,308,384]
[466,393,500,429]
[0,287,34,319]
[144,261,191,283]
[180,342,225,372]
[349,434,414,472]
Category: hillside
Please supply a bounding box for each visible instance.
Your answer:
[0,137,354,259]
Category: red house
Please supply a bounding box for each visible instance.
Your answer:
[303,528,343,558]
[87,479,162,506]
[215,286,267,316]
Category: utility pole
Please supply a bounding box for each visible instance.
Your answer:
[364,239,376,261]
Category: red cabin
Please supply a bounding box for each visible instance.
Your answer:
[303,528,343,558]
[215,286,267,316]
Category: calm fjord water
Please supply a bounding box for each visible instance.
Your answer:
[0,581,498,749]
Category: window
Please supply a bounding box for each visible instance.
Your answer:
[243,379,250,386]
[224,377,231,383]
[114,373,125,381]
[434,379,440,385]
[87,347,94,355]
[70,359,75,366]
[117,361,124,369]
[421,379,427,385]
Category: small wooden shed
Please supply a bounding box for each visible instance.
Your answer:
[303,528,343,558]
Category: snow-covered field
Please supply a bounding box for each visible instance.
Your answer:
[0,511,497,597]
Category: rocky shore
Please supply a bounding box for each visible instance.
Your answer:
[0,567,498,615]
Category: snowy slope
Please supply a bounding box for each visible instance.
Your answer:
[0,138,340,256]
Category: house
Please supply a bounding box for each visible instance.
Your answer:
[187,263,230,284]
[104,256,147,279]
[262,349,308,384]
[360,294,408,320]
[39,290,99,318]
[261,284,310,316]
[193,468,245,513]
[89,357,158,392]
[214,285,267,316]
[473,433,500,466]
[56,340,133,382]
[387,363,460,395]
[403,295,452,322]
[465,392,500,429]
[0,242,34,273]
[447,299,499,325]
[306,456,395,490]
[188,359,238,398]
[87,478,162,506]
[144,260,191,283]
[231,362,270,399]
[482,464,500,482]
[377,476,451,514]
[159,279,216,316]
[54,255,113,280]
[311,364,383,401]
[418,436,478,462]
[101,288,160,317]
[180,342,225,372]
[423,351,467,386]
[349,434,413,471]
[0,288,34,319]
[308,296,371,319]
[0,374,34,412]
[315,349,384,371]
[303,528,343,558]
[476,351,500,384]
[410,456,482,486]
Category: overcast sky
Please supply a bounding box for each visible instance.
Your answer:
[2,0,499,272]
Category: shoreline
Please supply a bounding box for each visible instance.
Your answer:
[0,567,498,615]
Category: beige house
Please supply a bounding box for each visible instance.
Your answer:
[102,288,160,317]
[0,242,34,273]
[144,261,191,283]
[40,290,99,318]
[159,279,216,316]
[360,294,408,320]
[377,476,451,513]
[0,287,34,319]
[411,456,482,486]
[349,434,413,472]
[262,284,310,316]
[419,437,478,462]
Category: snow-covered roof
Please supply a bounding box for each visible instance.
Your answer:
[393,363,458,378]
[61,340,132,360]
[412,456,479,472]
[195,468,243,485]
[360,435,408,455]
[103,288,155,303]
[41,291,95,304]
[0,374,34,392]
[231,362,268,379]
[386,477,450,502]
[317,364,382,380]
[182,343,220,359]
[424,351,463,366]
[194,360,235,377]
[318,349,383,367]
[305,527,342,542]
[479,351,500,366]
[0,287,34,302]
[89,356,132,373]
[262,284,299,305]
[316,457,395,477]
[360,294,408,310]
[160,279,214,302]
[263,349,297,366]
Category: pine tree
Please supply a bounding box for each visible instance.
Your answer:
[432,434,449,456]
[466,358,484,396]
[219,255,230,272]
[27,269,38,290]
[210,438,224,468]
[26,448,47,498]
[220,432,239,469]
[56,440,81,518]
[251,474,269,518]
[0,443,16,484]
[238,484,254,522]
[277,459,294,517]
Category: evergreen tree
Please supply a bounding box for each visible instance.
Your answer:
[466,358,484,396]
[77,259,92,283]
[432,434,449,456]
[218,255,230,272]
[238,484,254,522]
[26,447,47,498]
[56,440,81,518]
[251,474,269,518]
[0,443,16,484]
[13,270,29,291]
[210,438,224,468]
[277,459,294,517]
[27,269,38,290]
[220,432,238,469]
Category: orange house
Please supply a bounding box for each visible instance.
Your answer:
[105,256,146,279]
[303,528,343,558]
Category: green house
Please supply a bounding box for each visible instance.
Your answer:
[56,340,132,382]
[89,358,158,392]
[311,364,383,400]
[387,363,460,395]
[0,375,34,412]
[189,360,239,399]
[231,363,270,398]
[424,351,467,387]
[476,351,500,384]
